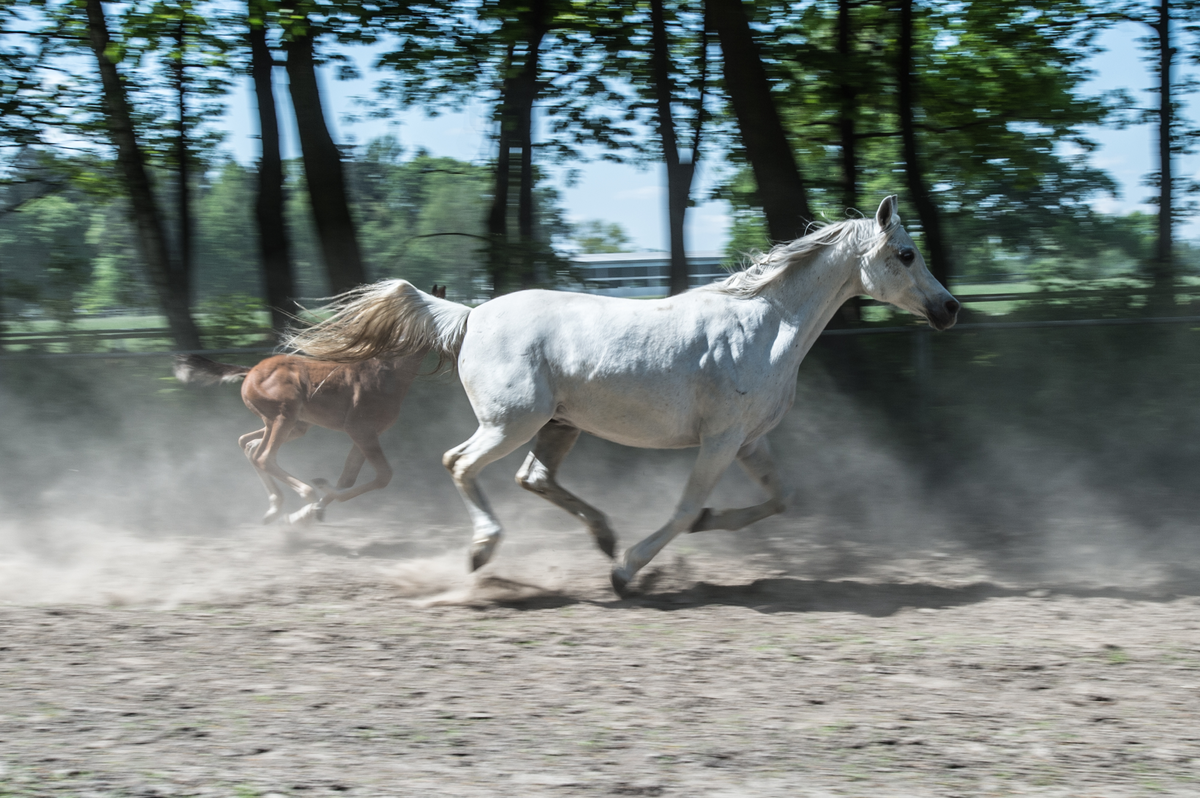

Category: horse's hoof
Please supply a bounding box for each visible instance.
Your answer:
[287,504,320,527]
[610,565,634,598]
[593,528,617,559]
[262,507,284,525]
[469,536,500,572]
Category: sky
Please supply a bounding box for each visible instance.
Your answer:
[218,21,1198,255]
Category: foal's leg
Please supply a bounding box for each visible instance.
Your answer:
[611,433,743,596]
[689,437,789,533]
[308,444,367,520]
[250,417,320,523]
[444,416,550,571]
[515,421,616,558]
[299,429,393,522]
[335,446,368,489]
[239,428,287,524]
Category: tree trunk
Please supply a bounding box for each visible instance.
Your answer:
[285,22,366,294]
[706,0,811,242]
[651,0,696,296]
[487,45,516,297]
[514,2,547,289]
[837,0,859,213]
[897,0,950,288]
[84,0,201,349]
[1152,0,1173,305]
[174,17,192,310]
[249,2,295,334]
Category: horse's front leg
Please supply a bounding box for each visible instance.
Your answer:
[335,445,368,490]
[689,437,789,533]
[240,428,286,524]
[612,433,743,596]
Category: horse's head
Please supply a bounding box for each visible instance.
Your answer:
[858,196,959,331]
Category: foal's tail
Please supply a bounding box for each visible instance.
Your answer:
[284,279,471,371]
[173,354,251,386]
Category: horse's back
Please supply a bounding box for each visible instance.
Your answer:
[458,289,787,447]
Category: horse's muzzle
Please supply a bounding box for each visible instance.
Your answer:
[925,298,960,331]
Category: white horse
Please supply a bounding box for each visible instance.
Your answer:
[288,197,959,595]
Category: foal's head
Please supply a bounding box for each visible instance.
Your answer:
[858,196,959,331]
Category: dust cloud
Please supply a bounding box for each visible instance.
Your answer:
[0,337,1197,610]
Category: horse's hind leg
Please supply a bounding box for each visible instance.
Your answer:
[689,437,789,533]
[516,421,616,558]
[612,433,743,596]
[444,417,549,571]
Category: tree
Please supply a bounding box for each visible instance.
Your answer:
[1114,0,1199,303]
[706,0,812,242]
[248,0,295,332]
[647,0,707,295]
[372,0,637,293]
[752,0,1111,285]
[83,0,201,348]
[283,10,366,294]
[574,220,633,254]
[896,0,949,286]
[120,0,233,326]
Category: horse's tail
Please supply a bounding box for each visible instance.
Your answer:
[284,279,471,371]
[173,354,251,386]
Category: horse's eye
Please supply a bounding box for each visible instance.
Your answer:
[897,248,916,266]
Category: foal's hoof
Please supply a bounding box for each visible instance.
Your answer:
[469,536,500,572]
[287,504,321,527]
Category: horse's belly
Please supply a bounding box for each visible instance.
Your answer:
[550,387,705,449]
[561,412,699,449]
[560,414,699,449]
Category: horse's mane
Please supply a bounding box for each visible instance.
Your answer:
[705,216,894,298]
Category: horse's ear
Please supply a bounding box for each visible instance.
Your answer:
[875,195,900,229]
[431,284,446,299]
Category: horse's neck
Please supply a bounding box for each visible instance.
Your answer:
[762,244,862,362]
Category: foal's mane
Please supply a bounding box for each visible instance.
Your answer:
[706,216,893,298]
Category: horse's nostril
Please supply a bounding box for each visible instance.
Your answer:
[945,299,960,315]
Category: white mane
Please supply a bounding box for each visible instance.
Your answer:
[706,216,894,298]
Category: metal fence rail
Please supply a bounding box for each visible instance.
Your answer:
[2,312,1198,363]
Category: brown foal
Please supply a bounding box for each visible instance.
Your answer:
[174,285,444,524]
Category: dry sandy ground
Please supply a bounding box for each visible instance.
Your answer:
[1,516,1198,798]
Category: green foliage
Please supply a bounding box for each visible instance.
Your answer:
[196,292,269,347]
[573,220,634,254]
[716,0,1119,278]
[350,140,492,298]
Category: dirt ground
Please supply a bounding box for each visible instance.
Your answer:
[1,513,1199,798]
[3,362,1200,797]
